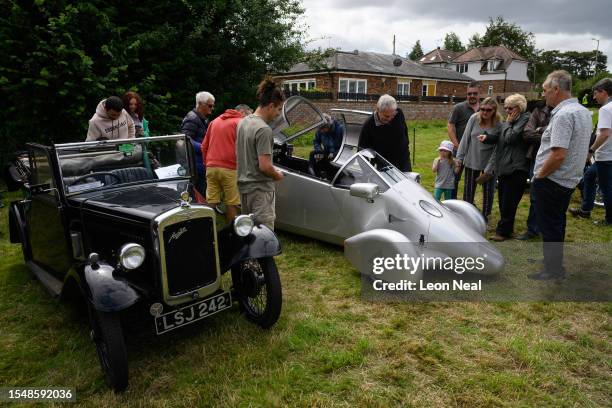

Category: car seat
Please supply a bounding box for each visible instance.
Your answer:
[110,167,156,183]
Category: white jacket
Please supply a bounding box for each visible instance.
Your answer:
[86,99,135,141]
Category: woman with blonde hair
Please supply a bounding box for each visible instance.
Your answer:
[456,97,502,221]
[478,93,531,241]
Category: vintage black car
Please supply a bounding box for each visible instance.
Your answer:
[7,135,282,391]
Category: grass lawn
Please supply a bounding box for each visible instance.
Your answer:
[0,119,610,407]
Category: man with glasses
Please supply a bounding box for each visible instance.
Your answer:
[530,70,592,280]
[448,81,481,198]
[181,91,215,195]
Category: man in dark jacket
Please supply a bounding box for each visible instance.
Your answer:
[309,113,344,177]
[516,102,551,240]
[359,94,411,172]
[181,91,215,195]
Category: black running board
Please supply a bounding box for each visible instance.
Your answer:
[26,261,62,297]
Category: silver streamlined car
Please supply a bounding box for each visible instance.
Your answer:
[270,96,504,278]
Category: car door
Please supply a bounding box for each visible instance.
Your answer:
[275,167,345,244]
[26,145,71,279]
[330,154,391,238]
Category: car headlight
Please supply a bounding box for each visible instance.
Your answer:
[419,200,443,218]
[234,214,254,237]
[119,243,146,270]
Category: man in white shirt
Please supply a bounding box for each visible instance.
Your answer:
[588,78,612,226]
[530,70,592,280]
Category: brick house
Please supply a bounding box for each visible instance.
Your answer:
[273,50,472,100]
[418,47,461,69]
[421,46,533,95]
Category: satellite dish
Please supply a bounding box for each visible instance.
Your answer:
[393,58,402,67]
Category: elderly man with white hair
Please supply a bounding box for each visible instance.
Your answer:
[358,94,412,172]
[181,91,215,195]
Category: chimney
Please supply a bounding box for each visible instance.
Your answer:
[353,49,359,55]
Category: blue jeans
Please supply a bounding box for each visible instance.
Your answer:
[526,160,539,235]
[580,163,598,212]
[596,160,612,222]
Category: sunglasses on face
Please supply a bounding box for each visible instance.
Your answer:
[504,106,516,111]
[480,108,494,112]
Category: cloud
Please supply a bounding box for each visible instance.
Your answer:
[301,0,612,68]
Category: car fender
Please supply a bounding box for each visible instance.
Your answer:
[8,202,24,244]
[83,262,140,312]
[440,199,486,236]
[218,224,282,271]
[344,229,424,282]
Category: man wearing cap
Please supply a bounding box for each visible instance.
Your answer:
[308,113,344,177]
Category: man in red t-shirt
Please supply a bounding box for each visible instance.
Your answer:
[201,104,252,222]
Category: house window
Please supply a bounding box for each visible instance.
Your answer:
[487,85,493,95]
[455,63,468,73]
[283,79,316,92]
[487,60,499,71]
[397,81,411,95]
[339,78,367,99]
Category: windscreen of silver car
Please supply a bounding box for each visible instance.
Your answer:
[363,153,407,185]
[333,156,389,193]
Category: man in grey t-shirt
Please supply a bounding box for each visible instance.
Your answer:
[530,70,592,280]
[448,81,480,198]
[236,79,284,230]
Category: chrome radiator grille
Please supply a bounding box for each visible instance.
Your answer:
[160,216,217,296]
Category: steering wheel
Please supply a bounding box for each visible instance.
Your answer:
[67,172,122,187]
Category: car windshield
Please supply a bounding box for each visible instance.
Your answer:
[55,135,192,195]
[359,150,409,186]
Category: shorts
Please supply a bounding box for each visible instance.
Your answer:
[206,167,240,206]
[240,190,276,230]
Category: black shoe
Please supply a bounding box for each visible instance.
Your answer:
[528,269,566,281]
[593,219,612,226]
[568,207,591,218]
[515,231,537,241]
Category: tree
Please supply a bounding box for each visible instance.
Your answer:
[469,16,536,59]
[443,32,465,52]
[409,40,424,61]
[534,49,609,84]
[467,33,482,49]
[0,0,306,151]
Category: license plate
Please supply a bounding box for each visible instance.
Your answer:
[155,292,232,335]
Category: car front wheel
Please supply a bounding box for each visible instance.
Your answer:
[89,308,128,392]
[231,257,282,329]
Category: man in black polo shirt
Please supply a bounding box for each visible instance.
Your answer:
[448,81,481,198]
[359,94,411,172]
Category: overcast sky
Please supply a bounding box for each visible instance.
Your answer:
[300,0,612,71]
